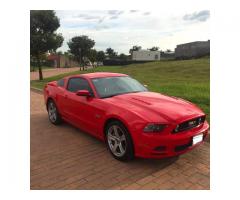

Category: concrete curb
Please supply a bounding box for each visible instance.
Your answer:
[30,87,43,94]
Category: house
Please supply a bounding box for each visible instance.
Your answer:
[132,50,161,61]
[47,54,79,68]
[175,40,210,59]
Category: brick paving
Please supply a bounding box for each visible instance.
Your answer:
[30,67,80,80]
[30,91,210,190]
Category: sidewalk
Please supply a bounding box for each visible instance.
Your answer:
[30,67,80,80]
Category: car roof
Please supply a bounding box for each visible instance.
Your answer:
[66,72,128,79]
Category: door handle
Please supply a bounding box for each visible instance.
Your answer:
[64,95,68,98]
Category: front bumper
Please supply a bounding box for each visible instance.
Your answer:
[134,121,209,159]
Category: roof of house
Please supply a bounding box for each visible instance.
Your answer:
[133,49,160,53]
[176,40,210,47]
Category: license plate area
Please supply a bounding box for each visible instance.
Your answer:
[192,134,203,145]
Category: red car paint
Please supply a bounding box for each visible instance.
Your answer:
[44,72,209,159]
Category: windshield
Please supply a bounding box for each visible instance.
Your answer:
[91,76,148,98]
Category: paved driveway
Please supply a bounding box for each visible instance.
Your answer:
[30,67,80,80]
[30,91,210,190]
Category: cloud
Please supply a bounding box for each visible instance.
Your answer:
[98,17,105,23]
[183,10,210,22]
[107,10,124,20]
[55,10,210,54]
[108,10,124,15]
[143,12,151,16]
[110,15,119,20]
[95,25,110,31]
[130,10,138,13]
[74,13,101,20]
[108,10,118,15]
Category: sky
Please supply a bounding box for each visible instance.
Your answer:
[55,10,210,54]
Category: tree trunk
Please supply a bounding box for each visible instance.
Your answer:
[82,57,85,71]
[37,54,43,80]
[79,56,82,71]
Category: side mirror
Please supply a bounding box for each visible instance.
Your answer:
[76,90,91,97]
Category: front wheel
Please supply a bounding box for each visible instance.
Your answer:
[106,121,134,161]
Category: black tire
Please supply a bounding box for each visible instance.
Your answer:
[105,120,134,161]
[47,99,62,125]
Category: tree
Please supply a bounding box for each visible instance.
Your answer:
[88,49,97,63]
[67,35,95,70]
[129,45,142,54]
[148,46,159,51]
[30,10,64,80]
[96,51,105,62]
[106,47,117,59]
[119,53,128,61]
[166,49,172,52]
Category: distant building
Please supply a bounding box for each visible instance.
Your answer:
[175,40,210,59]
[47,54,79,68]
[132,50,161,61]
[161,51,175,60]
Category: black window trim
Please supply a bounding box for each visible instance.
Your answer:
[66,77,95,97]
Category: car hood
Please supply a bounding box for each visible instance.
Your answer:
[106,91,204,123]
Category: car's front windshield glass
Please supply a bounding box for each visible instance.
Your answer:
[91,76,148,98]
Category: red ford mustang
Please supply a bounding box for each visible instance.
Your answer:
[44,72,209,161]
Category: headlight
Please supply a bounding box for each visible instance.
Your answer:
[143,123,166,133]
[173,125,179,133]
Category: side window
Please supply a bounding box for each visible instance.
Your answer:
[67,78,94,96]
[57,79,65,87]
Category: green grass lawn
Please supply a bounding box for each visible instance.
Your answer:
[31,57,210,121]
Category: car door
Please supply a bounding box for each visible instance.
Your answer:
[63,77,99,134]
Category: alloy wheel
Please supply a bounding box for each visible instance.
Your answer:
[107,125,127,157]
[48,102,57,123]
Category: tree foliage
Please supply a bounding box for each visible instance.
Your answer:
[129,45,142,54]
[30,10,63,80]
[106,47,117,58]
[148,46,159,51]
[67,35,95,65]
[96,51,105,62]
[88,49,97,63]
[119,53,128,61]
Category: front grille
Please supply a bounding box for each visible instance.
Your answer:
[154,146,166,152]
[175,141,192,152]
[172,116,205,133]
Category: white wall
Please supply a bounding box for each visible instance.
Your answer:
[132,50,161,61]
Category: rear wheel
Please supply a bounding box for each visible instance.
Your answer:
[105,121,134,161]
[47,99,62,125]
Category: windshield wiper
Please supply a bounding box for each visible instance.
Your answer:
[101,91,141,99]
[101,94,122,98]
